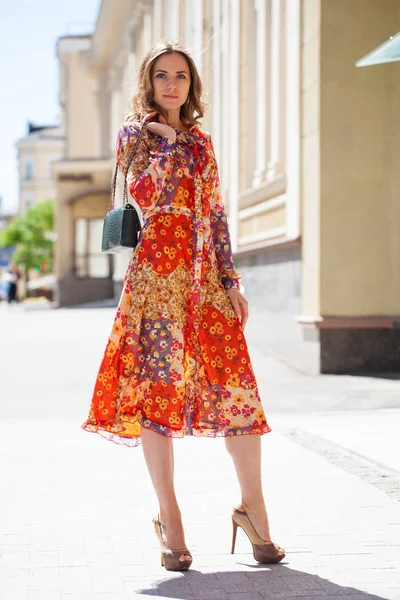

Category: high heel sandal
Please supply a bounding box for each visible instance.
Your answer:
[231,507,285,564]
[153,517,193,571]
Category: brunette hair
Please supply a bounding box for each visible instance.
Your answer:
[126,40,205,126]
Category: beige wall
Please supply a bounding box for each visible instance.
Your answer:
[319,0,400,317]
[66,53,99,159]
[301,0,400,319]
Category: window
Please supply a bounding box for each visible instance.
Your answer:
[74,218,111,278]
[24,157,34,180]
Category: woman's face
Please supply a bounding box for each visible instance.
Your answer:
[152,52,191,114]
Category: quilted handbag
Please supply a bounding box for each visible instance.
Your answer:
[101,119,147,253]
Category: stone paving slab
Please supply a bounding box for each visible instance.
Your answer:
[0,418,400,599]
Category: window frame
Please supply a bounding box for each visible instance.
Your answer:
[73,217,112,279]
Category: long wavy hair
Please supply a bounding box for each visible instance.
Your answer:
[126,40,205,126]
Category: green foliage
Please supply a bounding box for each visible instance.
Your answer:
[0,200,55,272]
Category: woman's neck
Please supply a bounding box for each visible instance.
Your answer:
[166,110,185,131]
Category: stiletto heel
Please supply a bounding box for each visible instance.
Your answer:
[231,518,238,554]
[153,517,192,571]
[231,507,285,564]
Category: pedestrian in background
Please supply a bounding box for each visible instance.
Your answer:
[82,40,285,571]
[5,262,20,304]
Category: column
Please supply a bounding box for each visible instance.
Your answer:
[110,68,122,158]
[221,0,230,206]
[252,0,270,188]
[184,0,192,45]
[192,0,203,77]
[212,0,222,159]
[285,0,300,240]
[95,72,110,157]
[143,12,152,52]
[124,30,137,110]
[153,0,162,42]
[166,0,180,41]
[228,0,240,252]
[266,0,283,181]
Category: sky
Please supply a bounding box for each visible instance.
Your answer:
[0,0,101,215]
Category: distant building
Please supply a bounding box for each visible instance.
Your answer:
[53,35,113,307]
[16,122,65,214]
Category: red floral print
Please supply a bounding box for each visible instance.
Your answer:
[81,120,271,446]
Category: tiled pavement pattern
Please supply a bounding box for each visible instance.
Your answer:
[281,428,400,502]
[0,305,400,599]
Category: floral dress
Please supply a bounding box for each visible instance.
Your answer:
[81,119,271,447]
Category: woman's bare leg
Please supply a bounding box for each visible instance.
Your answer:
[225,434,273,541]
[140,426,190,553]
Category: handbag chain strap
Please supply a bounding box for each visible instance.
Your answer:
[108,119,148,213]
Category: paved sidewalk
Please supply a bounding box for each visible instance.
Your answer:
[0,305,400,599]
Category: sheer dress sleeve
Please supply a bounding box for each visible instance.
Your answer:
[116,121,177,214]
[207,136,242,290]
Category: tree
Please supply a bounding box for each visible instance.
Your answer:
[0,200,55,275]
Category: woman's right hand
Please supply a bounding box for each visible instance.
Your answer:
[143,112,176,143]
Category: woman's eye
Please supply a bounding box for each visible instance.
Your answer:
[156,73,166,78]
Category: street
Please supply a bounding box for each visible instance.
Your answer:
[0,302,400,599]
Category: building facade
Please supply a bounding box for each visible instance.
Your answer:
[54,0,400,374]
[53,35,113,307]
[16,123,65,214]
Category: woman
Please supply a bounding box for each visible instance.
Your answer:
[82,41,285,571]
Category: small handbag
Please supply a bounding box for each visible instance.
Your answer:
[101,120,147,253]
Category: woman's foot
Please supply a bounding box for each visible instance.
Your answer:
[231,505,285,564]
[158,510,191,563]
[236,501,272,542]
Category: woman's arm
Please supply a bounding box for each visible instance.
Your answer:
[209,152,249,327]
[116,121,177,211]
[208,138,242,290]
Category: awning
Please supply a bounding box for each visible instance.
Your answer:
[356,31,400,67]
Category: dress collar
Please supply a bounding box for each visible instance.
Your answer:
[175,122,208,145]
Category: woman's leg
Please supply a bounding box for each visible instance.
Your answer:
[140,426,190,552]
[225,434,273,541]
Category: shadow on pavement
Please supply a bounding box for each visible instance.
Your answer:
[354,373,400,381]
[134,564,391,599]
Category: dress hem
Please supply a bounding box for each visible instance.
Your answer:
[81,418,271,448]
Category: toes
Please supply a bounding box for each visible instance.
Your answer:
[179,553,192,562]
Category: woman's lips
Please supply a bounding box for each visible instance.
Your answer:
[163,95,178,99]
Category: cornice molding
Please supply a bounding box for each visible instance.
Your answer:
[89,0,151,71]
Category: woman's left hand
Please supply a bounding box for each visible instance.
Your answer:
[227,288,249,329]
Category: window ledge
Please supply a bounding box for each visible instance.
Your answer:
[239,175,286,209]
